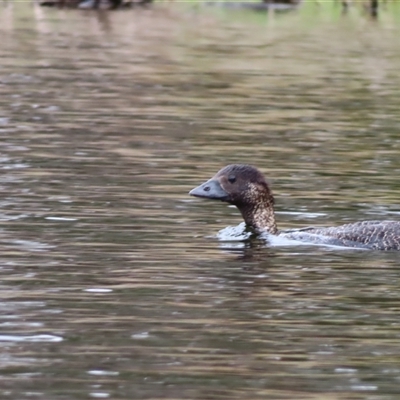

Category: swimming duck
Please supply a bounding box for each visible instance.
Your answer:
[189,164,400,250]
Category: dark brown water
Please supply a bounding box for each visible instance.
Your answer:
[1,2,400,399]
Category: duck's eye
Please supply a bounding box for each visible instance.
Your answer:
[228,175,236,184]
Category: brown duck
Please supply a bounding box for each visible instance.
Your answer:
[189,164,400,250]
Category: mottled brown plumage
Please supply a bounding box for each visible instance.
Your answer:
[189,164,400,251]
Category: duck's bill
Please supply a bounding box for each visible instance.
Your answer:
[189,179,229,201]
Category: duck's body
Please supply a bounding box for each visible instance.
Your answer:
[282,221,400,250]
[189,164,400,251]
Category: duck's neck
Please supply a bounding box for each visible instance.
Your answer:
[238,197,278,235]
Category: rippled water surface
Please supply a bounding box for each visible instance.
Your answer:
[1,2,400,399]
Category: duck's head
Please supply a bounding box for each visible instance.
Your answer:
[189,164,277,234]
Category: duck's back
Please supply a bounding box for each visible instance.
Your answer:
[282,220,400,250]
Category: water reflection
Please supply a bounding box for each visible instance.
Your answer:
[1,2,400,399]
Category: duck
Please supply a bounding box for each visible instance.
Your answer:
[189,164,400,251]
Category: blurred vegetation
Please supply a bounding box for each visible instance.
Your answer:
[34,0,400,20]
